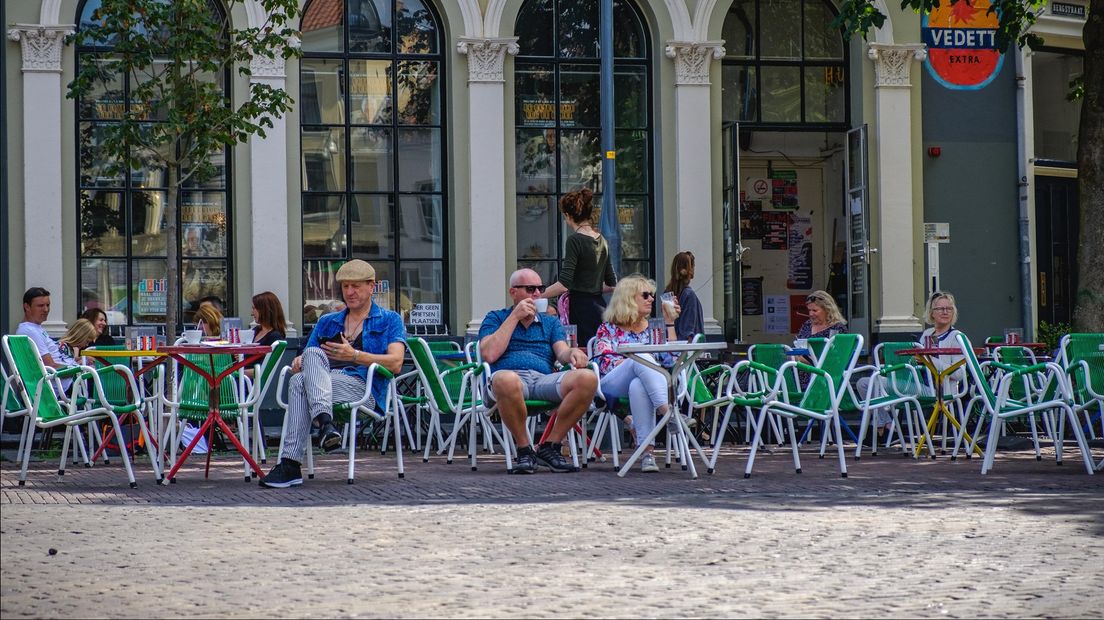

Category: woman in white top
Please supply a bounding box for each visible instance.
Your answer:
[866,291,967,435]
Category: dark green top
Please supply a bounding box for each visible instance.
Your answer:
[558,232,617,294]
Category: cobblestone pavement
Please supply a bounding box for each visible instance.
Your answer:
[2,443,1102,618]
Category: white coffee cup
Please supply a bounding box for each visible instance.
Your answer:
[534,298,549,313]
[183,329,203,344]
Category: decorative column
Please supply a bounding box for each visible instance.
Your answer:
[665,41,725,334]
[868,43,927,334]
[248,53,295,335]
[8,24,72,335]
[457,37,519,333]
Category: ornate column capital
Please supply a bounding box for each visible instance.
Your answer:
[7,24,73,73]
[249,54,287,80]
[457,37,520,83]
[867,43,927,88]
[664,40,725,86]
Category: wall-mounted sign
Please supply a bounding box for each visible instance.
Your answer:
[1050,2,1087,19]
[921,0,1004,90]
[924,222,951,243]
[409,303,442,325]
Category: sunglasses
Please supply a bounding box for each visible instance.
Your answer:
[512,284,547,294]
[641,291,655,300]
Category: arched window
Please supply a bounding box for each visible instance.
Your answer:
[300,0,446,328]
[514,0,653,282]
[722,0,848,128]
[75,0,232,326]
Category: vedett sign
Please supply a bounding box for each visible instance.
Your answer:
[922,0,1004,90]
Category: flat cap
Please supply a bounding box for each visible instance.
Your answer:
[335,259,376,282]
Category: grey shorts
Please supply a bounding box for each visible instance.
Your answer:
[487,369,567,404]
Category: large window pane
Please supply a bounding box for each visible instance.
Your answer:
[614,196,648,260]
[351,127,393,191]
[760,66,801,122]
[303,259,349,321]
[132,259,168,324]
[351,194,395,258]
[396,60,440,125]
[614,67,647,128]
[516,63,556,128]
[301,58,346,125]
[181,149,228,189]
[400,262,443,322]
[181,259,228,317]
[722,0,756,59]
[559,65,601,127]
[396,0,438,54]
[559,0,599,58]
[349,59,392,125]
[613,0,644,58]
[131,190,168,256]
[80,191,125,256]
[78,56,125,120]
[517,129,557,193]
[517,195,559,262]
[516,0,554,57]
[804,2,843,60]
[79,122,125,187]
[300,0,344,52]
[615,129,647,193]
[1032,51,1082,162]
[349,0,392,53]
[398,195,443,258]
[760,0,802,60]
[81,258,128,324]
[302,127,347,192]
[559,129,601,190]
[721,65,757,123]
[397,128,441,192]
[303,195,348,258]
[181,192,227,257]
[804,66,845,123]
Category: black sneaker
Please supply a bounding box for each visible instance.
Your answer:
[319,422,342,453]
[509,450,538,475]
[535,443,579,473]
[259,460,302,488]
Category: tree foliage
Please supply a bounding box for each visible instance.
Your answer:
[66,0,302,334]
[833,0,1104,332]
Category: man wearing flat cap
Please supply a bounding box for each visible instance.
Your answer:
[261,260,406,488]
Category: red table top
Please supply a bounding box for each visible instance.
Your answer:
[161,344,272,355]
[899,347,981,356]
[983,342,1048,349]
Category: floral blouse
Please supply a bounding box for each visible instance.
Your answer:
[591,322,675,375]
[796,320,847,340]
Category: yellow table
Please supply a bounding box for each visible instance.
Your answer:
[899,347,983,458]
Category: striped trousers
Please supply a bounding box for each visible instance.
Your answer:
[281,348,374,462]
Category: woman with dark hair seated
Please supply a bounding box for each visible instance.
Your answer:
[81,307,117,346]
[250,291,288,346]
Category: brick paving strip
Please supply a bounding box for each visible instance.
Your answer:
[2,446,1102,618]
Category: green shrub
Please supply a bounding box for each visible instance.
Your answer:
[1036,320,1071,351]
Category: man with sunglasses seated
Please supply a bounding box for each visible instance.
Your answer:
[478,268,598,474]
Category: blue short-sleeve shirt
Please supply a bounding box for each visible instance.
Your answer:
[308,303,406,407]
[479,309,565,374]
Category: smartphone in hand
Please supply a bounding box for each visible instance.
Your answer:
[318,332,345,346]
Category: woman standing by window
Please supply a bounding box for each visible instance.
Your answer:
[542,188,617,345]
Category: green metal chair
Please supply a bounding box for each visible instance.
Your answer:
[744,333,864,478]
[1060,333,1103,444]
[854,341,934,460]
[2,335,160,487]
[238,340,288,467]
[955,332,1094,474]
[275,359,401,482]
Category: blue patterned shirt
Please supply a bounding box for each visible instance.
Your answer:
[308,303,406,406]
[479,308,566,374]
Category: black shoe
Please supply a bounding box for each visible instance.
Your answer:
[509,450,538,474]
[259,460,302,488]
[319,422,342,453]
[535,443,579,473]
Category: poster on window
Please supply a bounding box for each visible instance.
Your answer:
[787,216,813,290]
[761,212,790,250]
[181,194,226,257]
[764,295,790,334]
[742,277,763,316]
[770,170,799,210]
[137,278,167,315]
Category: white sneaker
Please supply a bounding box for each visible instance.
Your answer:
[640,454,659,473]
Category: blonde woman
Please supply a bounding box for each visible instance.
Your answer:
[57,318,99,364]
[796,290,847,340]
[591,274,679,473]
[194,303,223,338]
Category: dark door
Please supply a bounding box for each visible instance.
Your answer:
[1035,175,1079,326]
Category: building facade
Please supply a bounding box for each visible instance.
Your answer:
[2,0,1088,343]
